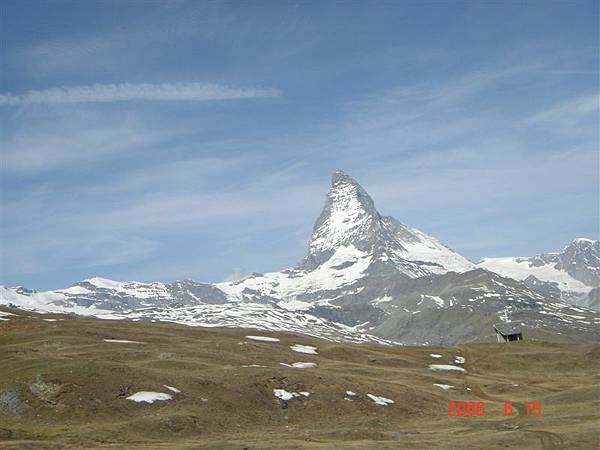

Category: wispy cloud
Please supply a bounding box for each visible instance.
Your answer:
[1,111,176,174]
[0,82,280,106]
[523,93,599,127]
[0,157,321,280]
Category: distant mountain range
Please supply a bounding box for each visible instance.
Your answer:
[478,238,599,310]
[2,170,599,344]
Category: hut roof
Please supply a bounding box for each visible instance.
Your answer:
[493,321,522,336]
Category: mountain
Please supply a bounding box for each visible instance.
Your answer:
[215,170,474,308]
[2,170,599,344]
[478,238,600,310]
[300,170,474,274]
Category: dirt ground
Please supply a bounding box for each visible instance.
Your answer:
[1,307,598,449]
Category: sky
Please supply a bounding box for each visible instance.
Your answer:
[0,0,598,290]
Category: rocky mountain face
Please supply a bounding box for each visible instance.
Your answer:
[299,170,473,276]
[478,238,600,310]
[2,171,599,344]
[555,238,600,286]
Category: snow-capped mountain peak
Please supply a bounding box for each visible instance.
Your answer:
[300,170,472,276]
[302,170,389,268]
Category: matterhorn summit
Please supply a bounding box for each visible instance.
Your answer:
[303,170,389,268]
[301,170,473,276]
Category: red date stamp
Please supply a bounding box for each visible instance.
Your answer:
[448,401,542,417]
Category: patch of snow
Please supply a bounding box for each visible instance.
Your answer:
[246,335,280,342]
[290,362,317,369]
[433,384,454,390]
[346,390,356,396]
[420,294,445,308]
[273,389,301,401]
[367,394,394,406]
[126,392,172,403]
[163,385,181,393]
[0,311,15,321]
[429,353,443,359]
[103,339,146,344]
[241,364,267,368]
[454,356,466,364]
[299,391,310,397]
[429,364,466,372]
[371,295,392,305]
[290,344,318,354]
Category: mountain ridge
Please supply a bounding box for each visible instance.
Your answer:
[477,237,600,309]
[2,170,599,344]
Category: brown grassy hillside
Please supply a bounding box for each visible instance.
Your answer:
[0,307,598,449]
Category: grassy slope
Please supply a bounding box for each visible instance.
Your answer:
[0,307,598,449]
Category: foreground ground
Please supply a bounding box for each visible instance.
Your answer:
[0,307,598,449]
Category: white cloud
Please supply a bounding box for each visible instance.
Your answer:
[0,82,280,106]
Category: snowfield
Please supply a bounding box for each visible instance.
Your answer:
[478,257,592,296]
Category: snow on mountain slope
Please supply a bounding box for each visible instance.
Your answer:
[382,217,474,274]
[80,277,174,300]
[216,244,372,303]
[478,238,599,308]
[0,286,115,316]
[123,303,394,344]
[477,256,591,294]
[0,286,391,344]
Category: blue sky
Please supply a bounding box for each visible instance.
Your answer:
[1,0,598,290]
